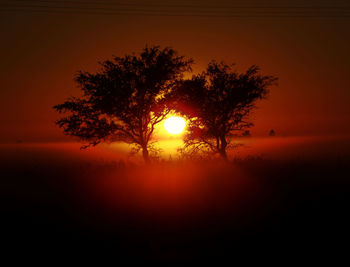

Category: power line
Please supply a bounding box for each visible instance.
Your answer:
[1,8,349,18]
[1,1,350,18]
[2,3,350,14]
[6,0,350,9]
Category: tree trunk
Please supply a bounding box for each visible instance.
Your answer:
[219,149,228,161]
[142,145,151,165]
[219,135,229,162]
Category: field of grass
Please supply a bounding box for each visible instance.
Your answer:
[1,136,350,264]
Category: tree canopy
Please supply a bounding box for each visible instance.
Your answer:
[170,61,277,160]
[54,45,277,163]
[54,45,193,164]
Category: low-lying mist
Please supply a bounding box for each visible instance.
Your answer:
[1,135,350,263]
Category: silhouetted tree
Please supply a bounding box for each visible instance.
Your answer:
[269,129,276,136]
[171,61,277,161]
[54,45,192,164]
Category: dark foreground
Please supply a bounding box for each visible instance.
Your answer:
[1,144,350,264]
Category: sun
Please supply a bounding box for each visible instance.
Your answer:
[164,116,186,135]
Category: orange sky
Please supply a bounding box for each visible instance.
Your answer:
[1,0,350,143]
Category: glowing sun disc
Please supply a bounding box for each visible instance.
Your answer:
[164,116,186,135]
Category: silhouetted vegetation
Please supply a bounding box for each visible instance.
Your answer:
[171,61,277,160]
[54,45,192,164]
[54,45,278,163]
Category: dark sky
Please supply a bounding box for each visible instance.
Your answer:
[1,0,350,142]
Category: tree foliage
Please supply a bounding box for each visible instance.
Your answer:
[54,46,192,164]
[171,61,277,160]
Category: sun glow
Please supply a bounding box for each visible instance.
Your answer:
[164,116,186,135]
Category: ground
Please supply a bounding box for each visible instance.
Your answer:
[1,136,350,264]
